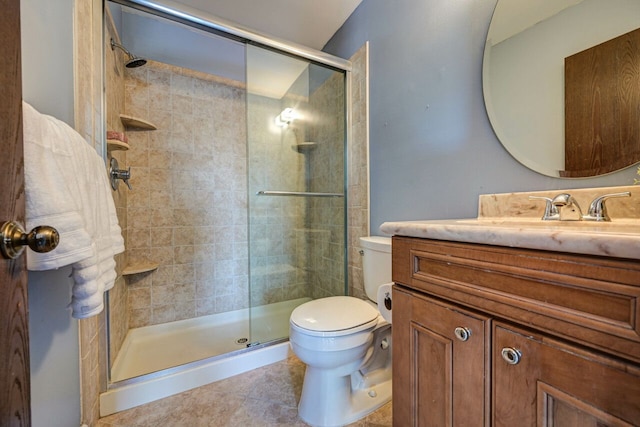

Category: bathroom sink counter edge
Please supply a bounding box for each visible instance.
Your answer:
[380,185,640,260]
[380,218,640,260]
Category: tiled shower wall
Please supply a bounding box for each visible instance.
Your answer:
[247,92,308,306]
[118,51,367,329]
[257,47,368,302]
[347,44,370,300]
[307,71,347,299]
[247,64,349,305]
[75,0,111,424]
[105,10,129,368]
[123,61,249,328]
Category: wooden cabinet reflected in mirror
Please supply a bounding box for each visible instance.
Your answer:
[563,27,640,177]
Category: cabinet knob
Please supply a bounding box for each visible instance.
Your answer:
[501,347,522,365]
[454,327,472,342]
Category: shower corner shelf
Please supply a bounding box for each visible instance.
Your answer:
[119,114,157,130]
[122,262,159,276]
[107,139,130,151]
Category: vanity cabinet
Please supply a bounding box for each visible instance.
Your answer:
[391,236,640,426]
[493,323,640,426]
[393,288,490,426]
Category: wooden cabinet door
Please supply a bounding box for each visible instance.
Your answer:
[393,287,490,427]
[493,323,640,426]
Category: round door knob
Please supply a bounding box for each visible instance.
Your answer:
[0,221,59,260]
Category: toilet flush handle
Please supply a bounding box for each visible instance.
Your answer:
[384,292,392,311]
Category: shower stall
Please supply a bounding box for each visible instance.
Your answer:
[102,0,349,410]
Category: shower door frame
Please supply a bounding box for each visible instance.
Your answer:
[108,0,352,71]
[104,0,353,388]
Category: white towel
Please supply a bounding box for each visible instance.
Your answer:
[23,101,125,319]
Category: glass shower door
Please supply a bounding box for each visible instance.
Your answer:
[245,44,347,346]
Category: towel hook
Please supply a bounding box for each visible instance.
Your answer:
[109,158,132,191]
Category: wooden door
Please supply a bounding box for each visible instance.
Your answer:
[493,323,640,426]
[563,27,640,177]
[0,0,30,426]
[393,287,490,427]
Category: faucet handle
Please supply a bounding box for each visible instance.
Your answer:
[584,191,631,222]
[109,158,133,191]
[529,196,559,220]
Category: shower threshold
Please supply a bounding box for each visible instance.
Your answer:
[111,297,310,382]
[100,340,293,416]
[101,298,309,415]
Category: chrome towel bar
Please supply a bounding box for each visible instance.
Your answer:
[256,191,344,198]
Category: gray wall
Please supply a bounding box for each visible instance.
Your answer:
[324,0,629,234]
[21,0,81,426]
[21,0,74,124]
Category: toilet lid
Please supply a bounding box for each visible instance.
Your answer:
[290,296,379,333]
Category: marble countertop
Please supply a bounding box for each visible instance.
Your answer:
[380,185,640,260]
[380,218,640,260]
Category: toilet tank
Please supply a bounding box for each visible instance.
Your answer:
[359,236,392,301]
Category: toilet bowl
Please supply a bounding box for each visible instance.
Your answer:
[289,236,392,427]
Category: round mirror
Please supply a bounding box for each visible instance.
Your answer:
[483,0,640,178]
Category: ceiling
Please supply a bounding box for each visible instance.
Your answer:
[488,0,583,45]
[172,0,363,50]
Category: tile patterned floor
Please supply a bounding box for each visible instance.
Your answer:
[97,355,392,427]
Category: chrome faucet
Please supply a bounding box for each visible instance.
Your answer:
[551,193,583,221]
[533,191,632,221]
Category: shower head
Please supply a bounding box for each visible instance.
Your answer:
[125,57,147,68]
[110,38,147,68]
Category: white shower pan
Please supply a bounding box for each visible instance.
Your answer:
[100,297,309,416]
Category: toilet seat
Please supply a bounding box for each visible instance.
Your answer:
[290,296,379,337]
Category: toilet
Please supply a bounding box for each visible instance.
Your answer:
[289,236,392,427]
